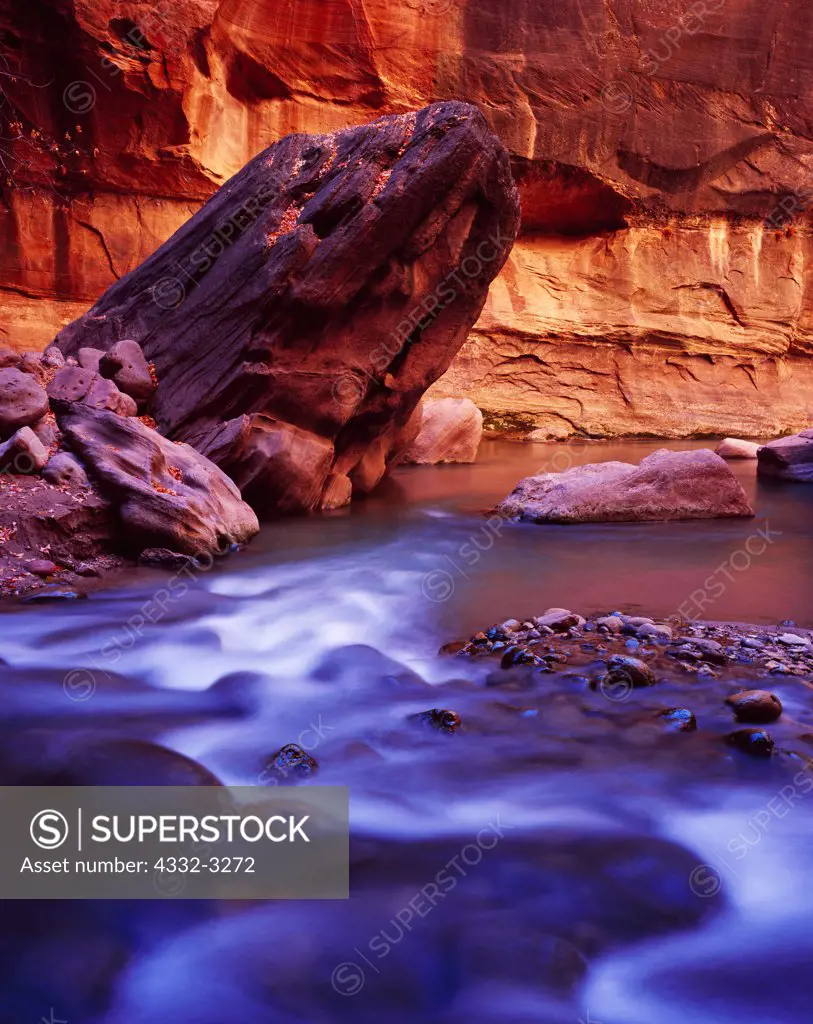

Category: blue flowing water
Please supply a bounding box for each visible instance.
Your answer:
[1,440,812,1023]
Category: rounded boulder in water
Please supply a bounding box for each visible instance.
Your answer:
[725,689,783,724]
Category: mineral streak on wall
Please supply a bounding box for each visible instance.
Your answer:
[2,0,813,437]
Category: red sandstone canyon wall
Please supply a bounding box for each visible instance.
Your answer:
[2,0,813,437]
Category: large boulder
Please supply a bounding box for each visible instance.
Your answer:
[403,398,483,464]
[496,448,754,523]
[57,102,519,516]
[55,403,259,556]
[716,438,761,460]
[757,430,813,482]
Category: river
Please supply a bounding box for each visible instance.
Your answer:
[1,439,811,1023]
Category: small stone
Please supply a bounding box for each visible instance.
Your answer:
[42,345,65,369]
[0,347,19,368]
[500,645,534,669]
[22,588,83,602]
[675,637,727,665]
[637,622,672,640]
[138,548,195,570]
[74,563,102,577]
[779,633,809,647]
[0,426,48,473]
[501,619,522,633]
[605,654,656,688]
[42,451,89,487]
[658,708,697,732]
[741,637,764,650]
[264,743,318,782]
[535,608,581,631]
[725,689,783,724]
[99,340,156,405]
[32,415,60,449]
[625,638,640,652]
[626,616,654,627]
[472,631,489,644]
[725,728,774,758]
[596,615,624,633]
[411,708,461,734]
[26,559,60,577]
[18,351,46,382]
[0,368,49,437]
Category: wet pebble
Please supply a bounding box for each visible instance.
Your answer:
[658,708,697,733]
[725,689,783,724]
[605,655,656,688]
[26,559,59,577]
[410,708,461,734]
[265,743,318,782]
[725,728,775,758]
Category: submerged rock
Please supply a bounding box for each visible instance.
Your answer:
[658,708,697,732]
[263,744,318,784]
[496,448,754,523]
[57,102,519,517]
[402,398,483,465]
[410,708,462,734]
[726,728,775,758]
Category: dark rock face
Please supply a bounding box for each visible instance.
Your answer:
[757,429,813,482]
[57,102,520,516]
[56,403,259,557]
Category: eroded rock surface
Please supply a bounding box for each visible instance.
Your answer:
[402,398,483,465]
[497,448,754,523]
[56,403,259,556]
[3,0,813,440]
[57,102,519,514]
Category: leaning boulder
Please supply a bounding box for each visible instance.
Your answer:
[403,398,483,465]
[757,429,813,482]
[716,438,761,459]
[57,102,519,516]
[496,448,754,523]
[55,403,259,557]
